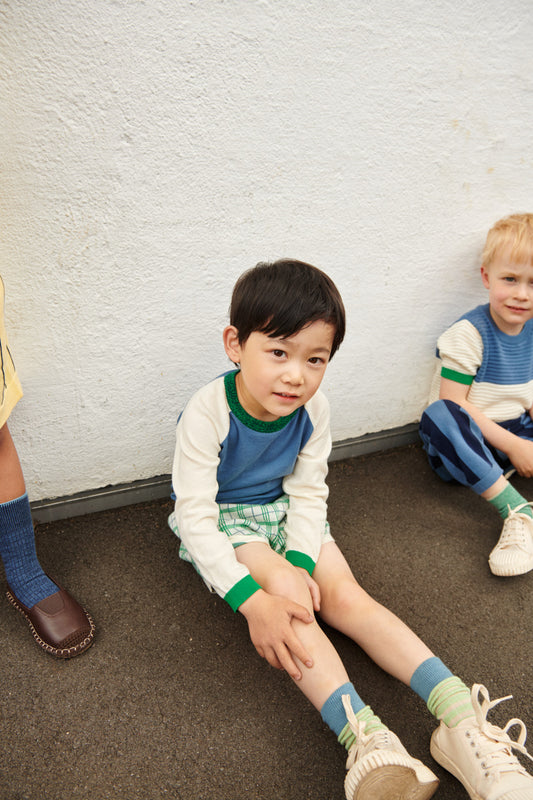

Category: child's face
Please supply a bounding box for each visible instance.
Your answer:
[224,320,335,422]
[481,249,533,335]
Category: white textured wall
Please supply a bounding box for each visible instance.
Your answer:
[1,0,532,501]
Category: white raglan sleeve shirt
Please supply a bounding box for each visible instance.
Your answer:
[428,319,483,405]
[171,379,260,610]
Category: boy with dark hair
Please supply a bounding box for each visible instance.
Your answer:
[169,259,533,799]
[420,213,533,577]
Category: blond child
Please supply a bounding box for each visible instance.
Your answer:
[420,213,533,577]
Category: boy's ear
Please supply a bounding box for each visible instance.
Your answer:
[480,264,490,289]
[223,325,242,364]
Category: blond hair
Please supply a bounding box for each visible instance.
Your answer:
[482,213,533,267]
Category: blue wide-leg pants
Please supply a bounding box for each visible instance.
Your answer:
[419,400,533,495]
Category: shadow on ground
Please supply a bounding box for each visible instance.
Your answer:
[1,444,531,799]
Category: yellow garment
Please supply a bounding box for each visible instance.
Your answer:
[0,277,23,428]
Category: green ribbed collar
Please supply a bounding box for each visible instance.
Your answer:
[224,371,297,432]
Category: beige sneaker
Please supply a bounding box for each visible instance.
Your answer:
[430,683,533,800]
[342,695,439,800]
[489,504,533,576]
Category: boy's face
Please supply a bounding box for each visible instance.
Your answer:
[481,249,533,336]
[223,320,335,422]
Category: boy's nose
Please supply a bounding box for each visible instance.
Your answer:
[283,364,304,384]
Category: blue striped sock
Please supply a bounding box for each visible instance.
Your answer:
[0,493,58,607]
[410,657,474,727]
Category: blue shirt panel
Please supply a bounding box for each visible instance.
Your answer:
[216,407,314,505]
[440,304,533,386]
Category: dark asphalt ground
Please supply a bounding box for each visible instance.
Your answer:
[1,443,531,800]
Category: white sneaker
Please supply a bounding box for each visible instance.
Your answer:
[342,696,439,800]
[489,504,533,576]
[430,683,533,800]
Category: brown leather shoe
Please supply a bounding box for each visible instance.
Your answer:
[6,584,95,658]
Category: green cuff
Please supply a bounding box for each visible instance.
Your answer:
[441,366,474,385]
[224,574,261,612]
[285,550,316,575]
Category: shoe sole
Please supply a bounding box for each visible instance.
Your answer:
[430,737,479,800]
[6,589,96,659]
[346,764,439,800]
[488,557,533,577]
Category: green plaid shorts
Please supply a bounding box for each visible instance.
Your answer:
[168,494,332,564]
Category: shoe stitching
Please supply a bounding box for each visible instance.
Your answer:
[6,589,95,658]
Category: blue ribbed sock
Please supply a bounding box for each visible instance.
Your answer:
[321,682,386,751]
[410,657,454,702]
[0,493,58,607]
[411,657,474,728]
[321,682,365,736]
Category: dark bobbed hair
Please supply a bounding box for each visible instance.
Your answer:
[229,259,346,359]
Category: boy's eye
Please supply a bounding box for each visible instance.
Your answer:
[308,356,325,365]
[504,276,516,282]
[272,349,285,358]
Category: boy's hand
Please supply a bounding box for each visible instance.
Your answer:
[239,589,314,681]
[294,567,321,612]
[507,437,533,477]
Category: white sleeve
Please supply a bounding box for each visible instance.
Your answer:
[437,319,483,379]
[172,380,253,603]
[282,391,331,571]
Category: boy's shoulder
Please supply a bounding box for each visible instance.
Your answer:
[450,303,533,340]
[180,372,329,433]
[178,373,229,425]
[453,303,490,329]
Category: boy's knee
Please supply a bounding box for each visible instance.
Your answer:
[419,399,471,448]
[266,562,312,608]
[320,574,369,617]
[421,398,461,429]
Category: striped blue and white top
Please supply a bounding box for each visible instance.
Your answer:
[428,303,533,422]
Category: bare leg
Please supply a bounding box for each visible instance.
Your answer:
[481,474,508,500]
[236,541,441,799]
[0,423,26,502]
[236,542,350,710]
[314,542,434,686]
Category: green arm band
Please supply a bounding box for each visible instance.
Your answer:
[441,367,474,385]
[224,574,261,612]
[285,550,316,575]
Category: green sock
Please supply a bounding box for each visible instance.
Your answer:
[488,484,532,520]
[427,676,475,728]
[338,705,386,751]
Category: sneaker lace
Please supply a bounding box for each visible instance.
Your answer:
[468,684,533,779]
[342,695,397,770]
[499,505,533,550]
